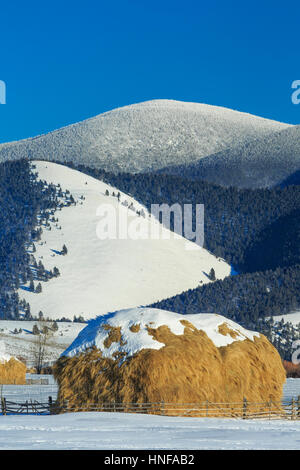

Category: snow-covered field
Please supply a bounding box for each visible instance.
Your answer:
[273,311,300,326]
[0,374,58,402]
[0,378,299,450]
[17,161,231,321]
[0,411,300,450]
[282,378,300,401]
[0,319,86,365]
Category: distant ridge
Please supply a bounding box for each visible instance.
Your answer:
[157,125,300,188]
[0,100,291,185]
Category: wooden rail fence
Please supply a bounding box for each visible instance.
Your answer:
[1,397,52,415]
[1,397,300,419]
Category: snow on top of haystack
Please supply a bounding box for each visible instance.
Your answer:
[62,307,260,360]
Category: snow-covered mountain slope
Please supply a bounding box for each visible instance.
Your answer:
[272,311,300,326]
[0,320,86,366]
[0,100,290,173]
[159,125,300,188]
[62,307,260,359]
[0,320,86,364]
[18,161,231,321]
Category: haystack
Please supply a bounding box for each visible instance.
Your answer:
[53,308,286,416]
[0,341,26,385]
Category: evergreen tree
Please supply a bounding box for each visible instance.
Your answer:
[53,266,60,277]
[35,282,42,293]
[62,244,68,255]
[209,268,216,281]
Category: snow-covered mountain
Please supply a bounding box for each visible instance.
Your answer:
[18,161,231,321]
[0,100,290,176]
[161,125,300,188]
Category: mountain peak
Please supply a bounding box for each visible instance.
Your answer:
[0,100,290,178]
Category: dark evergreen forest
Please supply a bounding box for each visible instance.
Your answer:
[0,160,71,319]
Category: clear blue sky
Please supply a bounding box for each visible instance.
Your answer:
[0,0,299,143]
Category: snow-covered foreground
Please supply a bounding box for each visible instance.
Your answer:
[1,379,299,450]
[0,411,300,450]
[18,161,231,321]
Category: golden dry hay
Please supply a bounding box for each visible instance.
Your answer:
[0,358,26,385]
[218,322,239,339]
[129,323,140,333]
[53,321,286,416]
[103,325,124,349]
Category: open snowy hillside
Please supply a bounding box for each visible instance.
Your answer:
[0,320,86,365]
[273,311,300,327]
[160,125,300,188]
[0,100,290,174]
[17,161,231,321]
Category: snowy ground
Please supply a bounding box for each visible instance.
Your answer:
[282,378,300,401]
[0,379,299,450]
[0,411,300,450]
[273,311,300,326]
[0,320,86,365]
[0,374,58,402]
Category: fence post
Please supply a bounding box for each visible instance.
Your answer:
[1,397,6,416]
[161,400,165,416]
[48,396,53,414]
[297,396,300,420]
[242,398,247,419]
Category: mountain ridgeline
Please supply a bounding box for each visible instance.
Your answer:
[155,125,300,189]
[0,100,298,189]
